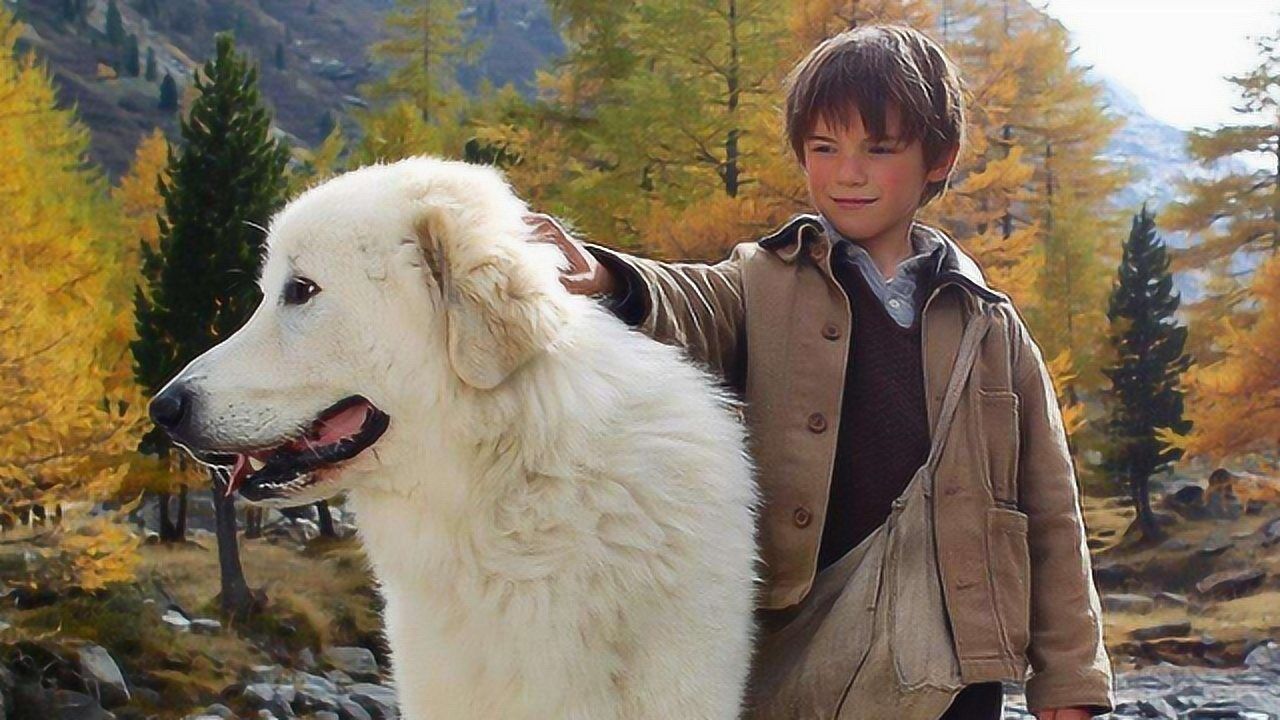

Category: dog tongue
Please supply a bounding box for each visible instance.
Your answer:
[314,403,369,444]
[224,454,251,498]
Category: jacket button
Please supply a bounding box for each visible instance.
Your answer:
[809,243,826,263]
[793,507,813,528]
[822,323,841,341]
[807,412,827,433]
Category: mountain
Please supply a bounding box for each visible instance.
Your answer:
[10,0,563,179]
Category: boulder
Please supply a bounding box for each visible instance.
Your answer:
[52,689,113,720]
[346,684,398,720]
[321,647,379,681]
[77,645,130,708]
[1102,592,1155,614]
[1243,640,1279,669]
[1195,568,1265,599]
[1129,621,1193,641]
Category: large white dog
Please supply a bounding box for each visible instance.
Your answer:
[148,158,758,719]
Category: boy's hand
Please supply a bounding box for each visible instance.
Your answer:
[1035,708,1093,720]
[525,213,617,297]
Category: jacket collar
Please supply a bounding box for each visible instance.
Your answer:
[758,214,1008,304]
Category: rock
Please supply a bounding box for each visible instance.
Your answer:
[321,647,379,681]
[298,648,317,671]
[1195,568,1266,599]
[1259,516,1280,546]
[1170,484,1205,505]
[201,704,237,719]
[77,644,131,708]
[295,672,339,696]
[1102,592,1155,614]
[1092,563,1134,587]
[249,665,284,684]
[346,684,398,720]
[1154,591,1189,607]
[1199,534,1235,556]
[324,669,354,686]
[53,689,113,720]
[1160,537,1192,552]
[161,609,191,630]
[1243,640,1279,669]
[314,713,340,720]
[336,697,373,720]
[1129,621,1193,641]
[190,619,222,635]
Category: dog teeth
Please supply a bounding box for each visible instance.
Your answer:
[248,457,266,472]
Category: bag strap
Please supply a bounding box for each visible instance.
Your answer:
[923,306,992,475]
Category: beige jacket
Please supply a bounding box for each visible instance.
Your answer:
[587,215,1114,713]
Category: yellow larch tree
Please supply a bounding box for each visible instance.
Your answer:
[0,9,141,587]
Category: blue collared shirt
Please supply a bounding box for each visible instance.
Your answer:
[818,216,944,328]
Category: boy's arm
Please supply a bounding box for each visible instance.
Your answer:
[584,244,747,382]
[1009,311,1115,716]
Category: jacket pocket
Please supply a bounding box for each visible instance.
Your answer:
[986,506,1031,663]
[979,389,1021,504]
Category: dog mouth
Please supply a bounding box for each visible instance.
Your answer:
[213,395,390,502]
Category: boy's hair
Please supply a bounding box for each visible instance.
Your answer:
[784,24,966,206]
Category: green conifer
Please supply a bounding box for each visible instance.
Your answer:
[133,34,290,618]
[1102,205,1193,541]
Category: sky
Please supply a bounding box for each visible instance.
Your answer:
[1039,0,1278,131]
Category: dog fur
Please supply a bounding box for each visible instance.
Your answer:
[156,157,759,719]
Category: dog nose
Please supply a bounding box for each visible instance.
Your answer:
[149,385,190,431]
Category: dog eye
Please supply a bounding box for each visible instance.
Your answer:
[283,277,321,305]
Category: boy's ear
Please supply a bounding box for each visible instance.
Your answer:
[926,144,961,182]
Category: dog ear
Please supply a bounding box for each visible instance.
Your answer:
[415,213,570,390]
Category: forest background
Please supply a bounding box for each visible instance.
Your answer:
[0,0,1278,718]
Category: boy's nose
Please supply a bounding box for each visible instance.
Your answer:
[835,157,869,185]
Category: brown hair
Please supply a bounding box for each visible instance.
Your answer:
[784,24,966,206]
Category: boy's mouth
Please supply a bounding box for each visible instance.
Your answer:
[832,197,877,206]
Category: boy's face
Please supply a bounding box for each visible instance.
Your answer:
[802,107,954,249]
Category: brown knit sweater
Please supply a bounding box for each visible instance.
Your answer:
[816,249,937,571]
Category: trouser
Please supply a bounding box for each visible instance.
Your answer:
[938,682,1004,720]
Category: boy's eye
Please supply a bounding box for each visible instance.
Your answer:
[283,276,321,305]
[808,144,837,155]
[869,144,898,154]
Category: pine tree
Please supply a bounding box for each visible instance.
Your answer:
[132,34,290,619]
[1102,206,1192,542]
[367,0,475,122]
[123,33,140,76]
[145,46,157,81]
[106,0,124,46]
[158,72,178,110]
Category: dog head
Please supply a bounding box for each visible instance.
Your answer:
[148,157,574,506]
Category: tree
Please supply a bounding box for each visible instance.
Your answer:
[1162,21,1279,355]
[123,34,140,77]
[366,0,475,123]
[0,9,142,582]
[145,46,157,81]
[1102,206,1192,541]
[106,0,124,46]
[158,72,178,110]
[1175,251,1280,461]
[132,34,291,619]
[274,41,286,70]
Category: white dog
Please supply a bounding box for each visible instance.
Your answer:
[148,157,758,719]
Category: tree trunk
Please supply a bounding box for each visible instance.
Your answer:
[244,506,263,539]
[157,491,179,541]
[316,500,336,538]
[1132,472,1163,541]
[175,485,188,540]
[212,470,257,619]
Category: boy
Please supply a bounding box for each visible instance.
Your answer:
[533,24,1113,719]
